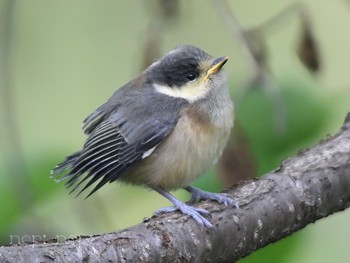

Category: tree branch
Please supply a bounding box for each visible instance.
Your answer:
[1,113,350,263]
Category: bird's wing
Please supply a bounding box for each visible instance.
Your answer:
[54,116,178,197]
[52,84,187,197]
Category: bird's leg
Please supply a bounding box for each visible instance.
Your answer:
[184,185,239,208]
[152,186,213,228]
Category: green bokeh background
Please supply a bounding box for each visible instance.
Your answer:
[1,1,350,262]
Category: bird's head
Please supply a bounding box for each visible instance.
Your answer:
[146,45,229,103]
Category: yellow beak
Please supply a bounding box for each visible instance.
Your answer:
[204,56,229,81]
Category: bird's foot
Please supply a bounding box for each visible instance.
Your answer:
[154,203,213,228]
[185,186,239,208]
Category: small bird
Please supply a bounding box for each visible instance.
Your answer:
[51,45,238,228]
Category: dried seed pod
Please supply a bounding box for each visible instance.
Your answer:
[297,19,320,73]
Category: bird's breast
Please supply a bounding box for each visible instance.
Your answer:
[124,101,233,190]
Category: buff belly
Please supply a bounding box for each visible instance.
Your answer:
[121,104,233,190]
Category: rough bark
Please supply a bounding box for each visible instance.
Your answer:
[1,113,350,263]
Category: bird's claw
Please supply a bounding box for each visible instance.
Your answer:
[154,204,213,228]
[187,187,239,208]
[154,206,178,215]
[206,193,239,208]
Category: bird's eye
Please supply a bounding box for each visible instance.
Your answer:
[186,72,197,81]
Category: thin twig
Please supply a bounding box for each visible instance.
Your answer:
[210,0,259,76]
[259,2,308,35]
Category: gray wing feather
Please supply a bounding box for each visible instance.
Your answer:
[52,81,188,197]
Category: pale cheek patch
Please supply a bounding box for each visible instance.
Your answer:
[153,81,209,103]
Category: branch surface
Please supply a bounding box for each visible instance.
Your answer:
[1,113,350,263]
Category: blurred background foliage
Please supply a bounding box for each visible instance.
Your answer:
[0,0,350,262]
